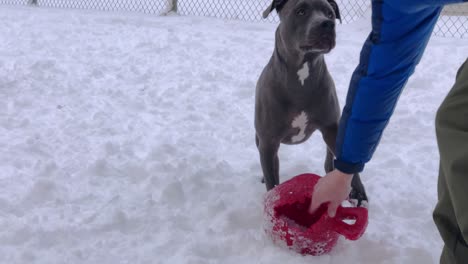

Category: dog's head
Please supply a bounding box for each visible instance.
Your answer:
[263,0,341,54]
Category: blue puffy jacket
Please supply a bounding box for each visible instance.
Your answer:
[334,0,467,174]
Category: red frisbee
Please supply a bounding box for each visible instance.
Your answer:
[263,173,368,256]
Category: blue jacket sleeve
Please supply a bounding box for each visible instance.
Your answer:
[334,0,466,174]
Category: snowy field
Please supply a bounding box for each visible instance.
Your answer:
[1,5,467,264]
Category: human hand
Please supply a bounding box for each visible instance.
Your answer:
[308,169,353,217]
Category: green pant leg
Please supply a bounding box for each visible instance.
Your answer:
[435,165,468,264]
[434,58,468,264]
[434,165,455,263]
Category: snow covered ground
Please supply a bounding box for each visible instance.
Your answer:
[0,5,467,264]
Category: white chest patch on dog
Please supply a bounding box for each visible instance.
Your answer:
[297,62,310,86]
[291,111,308,143]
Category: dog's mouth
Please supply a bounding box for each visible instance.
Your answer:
[300,45,329,53]
[300,37,336,54]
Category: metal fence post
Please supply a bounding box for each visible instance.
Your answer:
[29,0,38,5]
[172,0,178,13]
[162,0,177,15]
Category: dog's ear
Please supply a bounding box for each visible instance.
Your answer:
[262,2,275,18]
[262,0,289,19]
[327,0,342,23]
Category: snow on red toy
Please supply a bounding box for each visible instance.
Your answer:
[263,173,368,256]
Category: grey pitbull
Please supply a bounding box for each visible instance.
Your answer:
[255,0,368,206]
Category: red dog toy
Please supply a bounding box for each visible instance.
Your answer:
[264,173,368,255]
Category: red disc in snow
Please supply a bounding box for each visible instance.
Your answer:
[263,173,368,255]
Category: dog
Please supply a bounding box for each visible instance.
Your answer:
[255,0,368,206]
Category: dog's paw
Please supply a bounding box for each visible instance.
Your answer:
[348,188,369,208]
[349,199,369,208]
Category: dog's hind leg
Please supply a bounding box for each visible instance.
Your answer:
[320,123,339,173]
[257,136,280,191]
[350,173,368,207]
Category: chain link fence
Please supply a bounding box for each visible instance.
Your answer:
[0,0,467,38]
[436,4,468,38]
[177,0,369,23]
[18,0,169,14]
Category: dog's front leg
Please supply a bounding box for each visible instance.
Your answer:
[257,138,280,191]
[321,124,368,207]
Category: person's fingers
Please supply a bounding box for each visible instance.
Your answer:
[309,197,321,214]
[327,202,340,218]
[309,185,324,214]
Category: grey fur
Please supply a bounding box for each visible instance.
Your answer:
[255,0,367,205]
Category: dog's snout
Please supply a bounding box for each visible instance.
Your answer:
[320,20,335,31]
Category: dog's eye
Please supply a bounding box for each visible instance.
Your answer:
[296,8,306,16]
[327,11,334,19]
